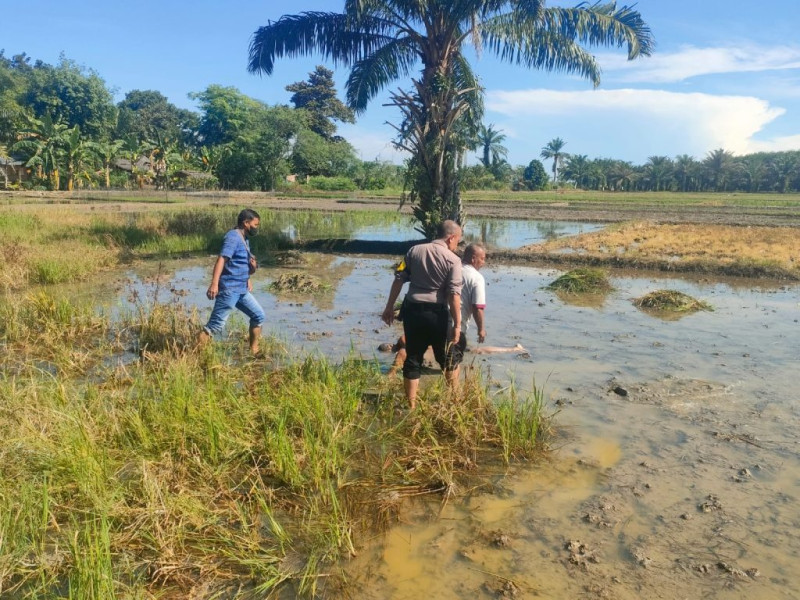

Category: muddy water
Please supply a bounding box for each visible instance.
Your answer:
[275,211,602,249]
[119,255,800,599]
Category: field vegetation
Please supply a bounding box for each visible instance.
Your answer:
[633,290,713,314]
[523,221,800,280]
[0,205,549,598]
[546,268,613,295]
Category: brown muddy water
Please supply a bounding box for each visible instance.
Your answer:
[114,253,799,599]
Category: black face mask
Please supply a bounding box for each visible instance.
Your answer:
[246,226,258,237]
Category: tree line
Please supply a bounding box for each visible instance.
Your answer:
[0,52,403,192]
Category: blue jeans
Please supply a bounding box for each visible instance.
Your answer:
[203,290,265,335]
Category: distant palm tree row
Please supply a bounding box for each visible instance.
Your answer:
[558,148,800,193]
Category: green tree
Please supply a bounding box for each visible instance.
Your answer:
[673,154,697,192]
[563,154,592,188]
[12,113,69,189]
[214,102,303,191]
[62,126,94,190]
[291,129,358,177]
[190,85,263,147]
[249,1,653,239]
[88,138,125,188]
[644,155,673,191]
[703,148,734,192]
[24,56,116,139]
[608,160,636,191]
[540,137,568,184]
[116,89,196,145]
[523,159,549,190]
[286,65,355,139]
[0,52,31,145]
[477,124,508,169]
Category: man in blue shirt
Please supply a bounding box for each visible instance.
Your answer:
[197,208,265,355]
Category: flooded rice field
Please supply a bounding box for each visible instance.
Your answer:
[116,251,799,599]
[275,212,602,249]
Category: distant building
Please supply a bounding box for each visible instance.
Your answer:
[112,156,153,175]
[0,156,28,188]
[174,170,216,190]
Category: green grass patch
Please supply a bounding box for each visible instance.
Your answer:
[633,289,713,313]
[546,267,613,294]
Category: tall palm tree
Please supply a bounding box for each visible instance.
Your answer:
[644,155,673,191]
[540,137,568,184]
[608,160,636,191]
[563,153,591,188]
[673,154,697,192]
[703,148,734,192]
[477,124,508,168]
[249,1,653,238]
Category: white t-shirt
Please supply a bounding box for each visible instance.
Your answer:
[458,264,486,333]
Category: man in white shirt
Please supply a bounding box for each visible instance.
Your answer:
[445,242,487,384]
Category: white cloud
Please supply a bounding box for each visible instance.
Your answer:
[598,44,800,83]
[487,88,791,160]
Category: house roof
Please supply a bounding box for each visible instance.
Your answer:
[175,170,214,179]
[113,156,152,172]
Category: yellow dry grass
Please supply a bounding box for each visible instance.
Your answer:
[527,221,800,277]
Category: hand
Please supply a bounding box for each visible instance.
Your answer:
[381,305,394,326]
[207,283,219,300]
[450,328,461,345]
[247,279,253,292]
[478,329,486,344]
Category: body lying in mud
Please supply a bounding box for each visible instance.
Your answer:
[378,335,529,375]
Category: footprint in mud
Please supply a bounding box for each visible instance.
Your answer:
[565,539,600,568]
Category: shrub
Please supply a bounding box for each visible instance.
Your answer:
[306,176,357,191]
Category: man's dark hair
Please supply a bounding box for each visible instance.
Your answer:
[237,208,260,227]
[436,219,461,239]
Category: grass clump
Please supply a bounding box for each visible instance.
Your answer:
[269,272,330,294]
[546,267,613,294]
[633,289,713,313]
[0,292,551,599]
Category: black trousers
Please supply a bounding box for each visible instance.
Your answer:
[402,301,448,380]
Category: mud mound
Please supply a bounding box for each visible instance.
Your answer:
[274,250,306,266]
[633,290,712,313]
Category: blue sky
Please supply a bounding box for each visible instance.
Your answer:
[5,0,800,166]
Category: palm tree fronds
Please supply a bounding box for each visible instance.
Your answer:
[482,19,601,84]
[249,12,399,76]
[346,37,419,113]
[546,3,655,59]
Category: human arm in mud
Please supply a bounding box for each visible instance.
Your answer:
[382,279,405,325]
[448,293,461,345]
[473,306,486,343]
[206,256,227,300]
